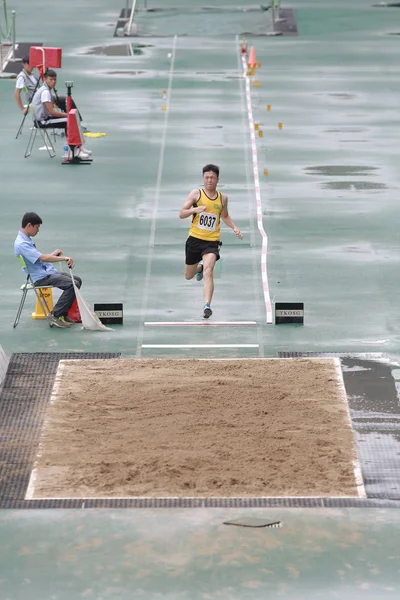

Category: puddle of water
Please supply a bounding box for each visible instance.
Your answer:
[305,165,378,176]
[83,44,152,56]
[104,71,145,76]
[339,139,369,143]
[322,181,387,190]
[326,128,368,133]
[315,92,357,100]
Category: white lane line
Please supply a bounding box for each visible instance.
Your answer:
[144,321,257,326]
[135,34,178,358]
[241,53,273,324]
[236,36,264,356]
[142,344,260,349]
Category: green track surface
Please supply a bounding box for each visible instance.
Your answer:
[1,1,400,597]
[1,0,399,360]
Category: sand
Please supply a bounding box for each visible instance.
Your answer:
[28,358,361,498]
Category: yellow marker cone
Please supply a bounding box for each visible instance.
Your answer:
[266,104,271,111]
[278,122,283,129]
[83,132,106,138]
[263,169,268,176]
[162,105,167,111]
[32,288,53,320]
[254,123,259,130]
[256,61,261,68]
[258,130,263,137]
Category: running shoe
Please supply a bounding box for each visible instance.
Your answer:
[48,314,70,328]
[60,315,76,324]
[74,147,91,159]
[195,264,203,282]
[203,303,212,319]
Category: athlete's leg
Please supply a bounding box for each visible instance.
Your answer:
[202,252,217,305]
[185,263,200,280]
[185,237,202,280]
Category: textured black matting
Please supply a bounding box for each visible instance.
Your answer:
[114,8,132,37]
[279,352,400,501]
[273,8,298,36]
[0,353,120,504]
[1,352,400,508]
[1,42,43,74]
[0,497,400,509]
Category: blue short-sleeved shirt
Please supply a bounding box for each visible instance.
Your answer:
[14,231,59,283]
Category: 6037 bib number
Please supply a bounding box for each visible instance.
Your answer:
[198,212,217,231]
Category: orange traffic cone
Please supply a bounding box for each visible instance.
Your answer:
[248,46,257,69]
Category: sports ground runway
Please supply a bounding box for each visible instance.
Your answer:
[1,0,400,597]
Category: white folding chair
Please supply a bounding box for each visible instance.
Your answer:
[24,119,56,159]
[13,256,54,328]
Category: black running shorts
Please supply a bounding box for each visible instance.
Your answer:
[185,236,221,265]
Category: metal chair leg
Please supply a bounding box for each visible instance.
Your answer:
[38,127,56,159]
[13,278,30,328]
[24,126,37,158]
[15,115,26,139]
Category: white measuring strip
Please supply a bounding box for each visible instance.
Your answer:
[25,361,67,500]
[142,344,259,349]
[144,321,257,326]
[135,35,178,358]
[241,53,273,324]
[333,358,367,498]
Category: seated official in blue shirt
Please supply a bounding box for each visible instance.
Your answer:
[14,212,82,329]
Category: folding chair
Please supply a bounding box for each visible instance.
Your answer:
[13,256,54,328]
[24,119,56,159]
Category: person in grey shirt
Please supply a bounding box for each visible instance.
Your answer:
[31,69,90,158]
[14,55,39,114]
[31,69,68,128]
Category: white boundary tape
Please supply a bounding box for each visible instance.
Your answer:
[144,321,257,327]
[142,344,259,349]
[241,53,273,324]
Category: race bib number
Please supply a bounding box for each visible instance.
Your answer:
[197,212,218,231]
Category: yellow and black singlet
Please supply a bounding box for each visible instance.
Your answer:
[188,189,223,242]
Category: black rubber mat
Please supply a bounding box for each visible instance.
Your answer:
[0,353,120,503]
[279,352,400,501]
[272,8,298,36]
[1,42,42,75]
[0,497,399,509]
[114,8,132,37]
[1,351,400,508]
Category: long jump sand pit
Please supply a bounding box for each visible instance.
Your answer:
[27,358,363,499]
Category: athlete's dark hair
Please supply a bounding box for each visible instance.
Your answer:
[22,55,30,65]
[202,164,219,177]
[22,212,42,228]
[44,69,57,78]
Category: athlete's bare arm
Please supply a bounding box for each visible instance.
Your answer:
[179,189,207,219]
[220,194,243,239]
